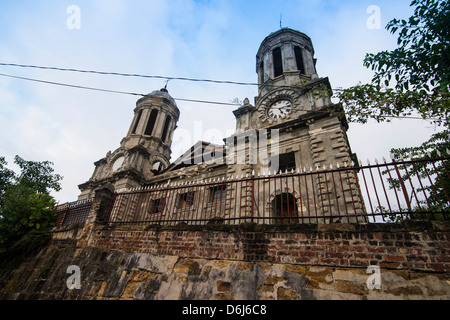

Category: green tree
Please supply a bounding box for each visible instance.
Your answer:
[335,0,450,219]
[0,156,62,255]
[336,0,449,125]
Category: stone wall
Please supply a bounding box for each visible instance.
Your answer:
[1,221,449,300]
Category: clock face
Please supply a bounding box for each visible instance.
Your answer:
[112,156,125,172]
[267,100,293,119]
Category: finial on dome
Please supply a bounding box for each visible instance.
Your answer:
[161,79,171,92]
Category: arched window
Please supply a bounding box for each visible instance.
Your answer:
[132,109,143,134]
[294,46,305,74]
[260,61,265,84]
[144,109,158,136]
[271,193,299,224]
[273,47,283,77]
[161,115,171,142]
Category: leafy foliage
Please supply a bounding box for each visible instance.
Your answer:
[335,0,450,126]
[334,0,450,221]
[0,156,62,256]
[388,130,450,218]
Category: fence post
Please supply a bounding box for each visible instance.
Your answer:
[392,161,412,212]
[77,185,115,247]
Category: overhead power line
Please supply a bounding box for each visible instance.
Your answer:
[0,62,258,86]
[0,72,243,107]
[0,72,145,97]
[0,66,444,122]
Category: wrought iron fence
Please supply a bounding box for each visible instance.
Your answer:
[359,156,450,222]
[102,157,450,226]
[54,198,93,227]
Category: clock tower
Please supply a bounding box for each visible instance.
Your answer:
[228,28,364,220]
[230,28,358,172]
[78,88,179,200]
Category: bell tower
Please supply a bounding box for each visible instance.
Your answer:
[256,28,319,97]
[78,88,179,200]
[228,28,365,221]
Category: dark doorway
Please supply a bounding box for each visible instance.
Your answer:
[271,193,299,224]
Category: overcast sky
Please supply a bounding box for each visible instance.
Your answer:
[0,0,441,203]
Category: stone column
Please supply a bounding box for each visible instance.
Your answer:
[77,185,115,247]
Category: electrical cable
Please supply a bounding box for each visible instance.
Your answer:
[0,62,258,86]
[0,72,243,107]
[0,72,145,97]
[0,68,445,122]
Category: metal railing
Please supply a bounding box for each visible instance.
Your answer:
[103,157,450,225]
[359,156,450,222]
[54,198,93,227]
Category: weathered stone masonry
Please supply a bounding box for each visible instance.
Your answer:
[1,221,449,300]
[92,222,450,273]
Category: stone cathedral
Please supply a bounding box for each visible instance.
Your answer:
[78,28,365,224]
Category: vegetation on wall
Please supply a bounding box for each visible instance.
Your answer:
[335,0,450,220]
[0,155,63,259]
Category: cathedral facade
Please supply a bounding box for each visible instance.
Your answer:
[78,28,366,224]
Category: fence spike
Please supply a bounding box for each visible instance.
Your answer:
[447,148,450,156]
[375,158,379,165]
[400,154,404,161]
[382,157,387,163]
[409,152,413,160]
[437,150,441,157]
[351,161,355,167]
[367,159,370,165]
[337,163,340,169]
[390,152,395,161]
[427,152,432,159]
